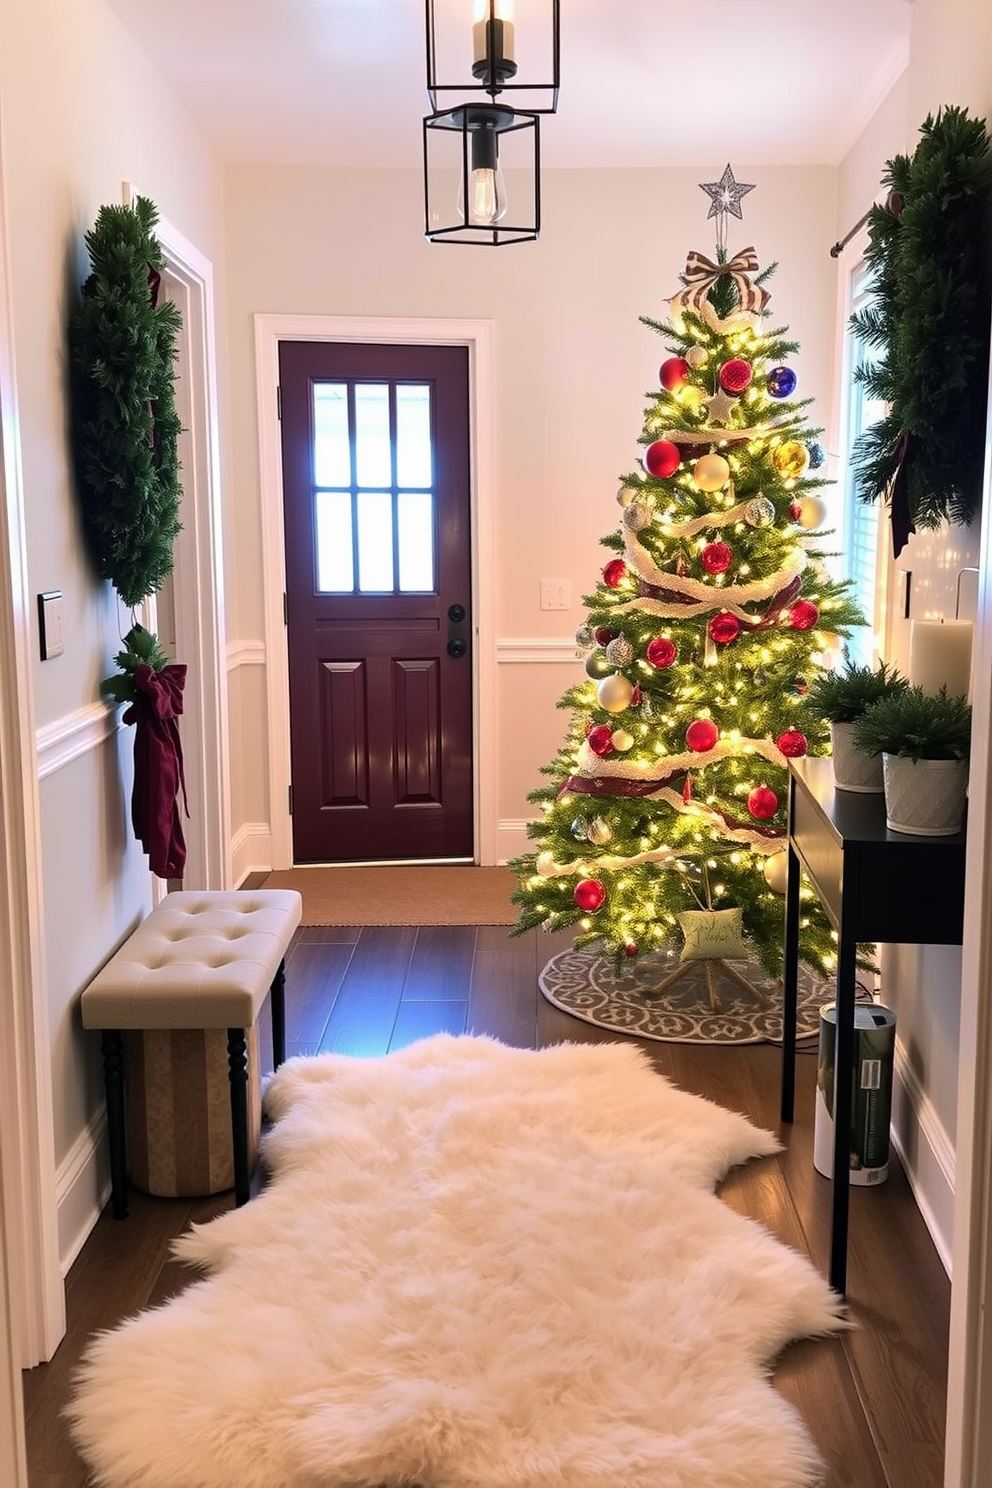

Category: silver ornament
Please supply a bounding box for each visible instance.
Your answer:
[585,649,614,680]
[570,817,589,841]
[622,502,652,533]
[686,344,707,369]
[744,495,776,528]
[587,817,613,846]
[605,636,634,667]
[574,624,594,649]
[639,696,654,720]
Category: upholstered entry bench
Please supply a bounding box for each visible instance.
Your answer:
[81,889,302,1218]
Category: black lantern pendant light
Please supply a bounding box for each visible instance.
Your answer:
[424,1,560,246]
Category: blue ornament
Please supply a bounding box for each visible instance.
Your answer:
[571,817,590,841]
[766,365,797,399]
[807,441,825,470]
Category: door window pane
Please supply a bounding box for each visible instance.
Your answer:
[312,383,351,488]
[354,384,392,488]
[396,385,433,488]
[398,492,435,591]
[357,491,394,591]
[315,491,354,592]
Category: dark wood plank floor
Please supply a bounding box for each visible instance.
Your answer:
[22,923,950,1488]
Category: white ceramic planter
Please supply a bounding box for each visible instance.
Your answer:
[829,720,884,793]
[881,753,969,836]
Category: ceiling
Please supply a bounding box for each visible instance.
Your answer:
[106,0,912,171]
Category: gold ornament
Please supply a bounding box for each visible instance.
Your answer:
[535,852,556,877]
[772,441,811,480]
[616,485,636,507]
[692,453,731,491]
[796,495,828,530]
[610,728,635,752]
[597,674,635,713]
[686,344,708,369]
[587,817,613,846]
[762,850,789,895]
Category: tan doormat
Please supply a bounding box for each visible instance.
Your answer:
[260,865,518,927]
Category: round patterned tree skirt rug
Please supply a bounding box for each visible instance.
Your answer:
[539,944,835,1045]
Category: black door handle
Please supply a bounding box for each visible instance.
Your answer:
[448,603,466,623]
[447,637,467,659]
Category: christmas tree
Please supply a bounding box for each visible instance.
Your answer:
[511,167,863,981]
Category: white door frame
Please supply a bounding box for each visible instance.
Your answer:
[253,315,496,869]
[123,185,231,892]
[945,399,992,1480]
[0,130,63,1375]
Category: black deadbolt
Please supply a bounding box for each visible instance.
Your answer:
[448,603,466,623]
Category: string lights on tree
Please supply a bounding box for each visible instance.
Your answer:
[511,168,864,979]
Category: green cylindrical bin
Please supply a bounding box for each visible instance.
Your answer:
[813,1002,896,1186]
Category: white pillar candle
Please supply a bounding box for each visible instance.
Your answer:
[908,619,973,699]
[473,2,515,65]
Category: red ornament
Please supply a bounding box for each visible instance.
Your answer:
[624,942,639,957]
[747,785,780,820]
[574,878,606,912]
[708,612,742,645]
[630,684,642,706]
[594,626,614,646]
[603,560,627,589]
[789,501,803,522]
[887,190,904,218]
[789,600,820,630]
[587,725,614,757]
[660,357,690,391]
[644,439,681,479]
[700,541,733,575]
[686,719,719,753]
[776,729,809,758]
[719,358,753,393]
[645,636,677,668]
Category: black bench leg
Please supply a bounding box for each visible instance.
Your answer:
[270,958,286,1070]
[227,1027,251,1206]
[101,1030,129,1219]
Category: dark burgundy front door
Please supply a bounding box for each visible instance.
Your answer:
[279,341,473,863]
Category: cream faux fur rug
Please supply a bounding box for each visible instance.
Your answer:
[69,1035,845,1488]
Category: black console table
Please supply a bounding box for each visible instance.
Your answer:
[782,756,966,1295]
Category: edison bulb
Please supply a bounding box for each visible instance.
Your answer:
[457,120,507,226]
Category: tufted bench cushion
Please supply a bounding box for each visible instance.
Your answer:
[81,890,302,1215]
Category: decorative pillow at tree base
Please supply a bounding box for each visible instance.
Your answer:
[677,907,749,962]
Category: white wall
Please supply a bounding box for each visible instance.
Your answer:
[835,1,992,1269]
[222,161,838,861]
[0,0,226,1275]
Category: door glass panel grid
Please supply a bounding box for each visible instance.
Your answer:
[313,378,436,595]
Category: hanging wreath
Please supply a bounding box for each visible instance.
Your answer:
[850,106,992,557]
[68,194,183,607]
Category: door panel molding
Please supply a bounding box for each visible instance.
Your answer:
[254,314,496,867]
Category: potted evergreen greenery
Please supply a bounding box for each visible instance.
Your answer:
[807,660,909,793]
[851,685,971,836]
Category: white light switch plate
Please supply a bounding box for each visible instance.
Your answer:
[38,590,64,659]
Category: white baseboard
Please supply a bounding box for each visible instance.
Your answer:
[890,1036,955,1277]
[496,819,535,864]
[231,822,273,887]
[56,1111,110,1277]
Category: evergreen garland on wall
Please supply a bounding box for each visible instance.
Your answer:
[69,194,183,607]
[850,106,992,557]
